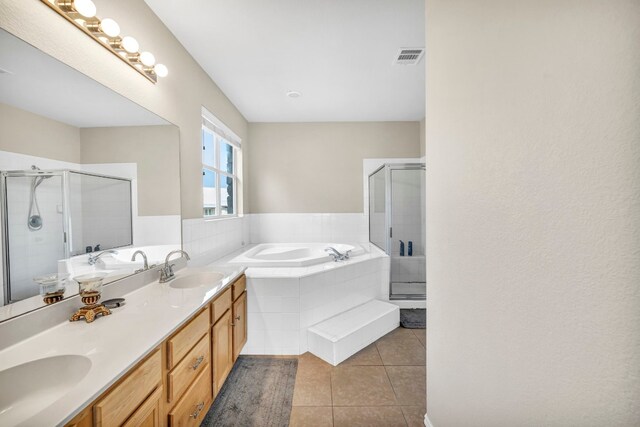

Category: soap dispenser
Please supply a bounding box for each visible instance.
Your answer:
[408,241,413,256]
[399,240,405,256]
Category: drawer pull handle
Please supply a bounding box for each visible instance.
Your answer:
[191,355,204,370]
[191,402,205,419]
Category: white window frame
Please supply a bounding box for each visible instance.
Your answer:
[201,107,241,219]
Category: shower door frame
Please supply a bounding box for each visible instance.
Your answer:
[0,169,133,304]
[368,163,426,301]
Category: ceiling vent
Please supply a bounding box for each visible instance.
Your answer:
[394,48,425,65]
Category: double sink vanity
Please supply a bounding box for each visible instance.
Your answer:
[0,256,248,427]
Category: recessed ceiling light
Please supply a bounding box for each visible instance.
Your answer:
[286,90,301,98]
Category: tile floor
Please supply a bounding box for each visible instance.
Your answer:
[289,327,426,427]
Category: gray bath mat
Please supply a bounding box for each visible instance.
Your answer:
[200,356,298,427]
[400,308,426,328]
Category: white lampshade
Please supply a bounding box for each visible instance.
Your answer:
[99,18,120,38]
[73,0,96,18]
[121,36,139,53]
[154,64,168,78]
[139,51,156,67]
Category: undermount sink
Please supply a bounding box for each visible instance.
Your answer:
[0,355,91,425]
[170,271,225,289]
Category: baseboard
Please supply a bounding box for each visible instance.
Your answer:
[424,413,434,427]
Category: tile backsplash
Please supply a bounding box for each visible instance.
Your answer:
[181,213,369,265]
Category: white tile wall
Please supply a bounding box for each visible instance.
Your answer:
[181,216,250,266]
[249,213,368,244]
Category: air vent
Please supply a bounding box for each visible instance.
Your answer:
[394,48,425,65]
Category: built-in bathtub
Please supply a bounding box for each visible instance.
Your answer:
[228,243,365,267]
[217,242,390,355]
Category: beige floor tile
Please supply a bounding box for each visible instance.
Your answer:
[375,327,417,345]
[333,406,407,427]
[298,352,333,374]
[385,366,426,406]
[293,354,333,406]
[411,329,426,347]
[289,406,334,427]
[400,406,427,427]
[376,335,426,366]
[340,344,383,366]
[331,366,397,406]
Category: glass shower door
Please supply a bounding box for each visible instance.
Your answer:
[3,173,66,303]
[389,167,426,299]
[368,167,387,251]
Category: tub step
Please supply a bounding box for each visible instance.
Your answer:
[307,300,399,366]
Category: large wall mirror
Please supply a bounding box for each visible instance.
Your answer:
[0,29,181,322]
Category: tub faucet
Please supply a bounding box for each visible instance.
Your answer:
[325,246,350,262]
[159,250,191,283]
[88,249,118,266]
[131,250,149,273]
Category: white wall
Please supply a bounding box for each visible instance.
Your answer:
[425,1,640,426]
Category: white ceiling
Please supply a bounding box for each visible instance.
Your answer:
[145,0,425,122]
[0,29,168,128]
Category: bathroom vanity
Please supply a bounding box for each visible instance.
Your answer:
[64,273,247,427]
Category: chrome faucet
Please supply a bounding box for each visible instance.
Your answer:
[325,246,351,262]
[87,249,118,266]
[131,250,149,273]
[159,250,191,283]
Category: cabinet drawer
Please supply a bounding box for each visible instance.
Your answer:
[168,332,211,404]
[95,349,161,427]
[211,287,231,324]
[232,275,246,301]
[167,306,210,369]
[168,366,212,427]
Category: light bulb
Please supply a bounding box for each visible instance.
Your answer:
[73,0,96,18]
[121,36,139,53]
[154,64,168,77]
[99,18,120,38]
[139,51,156,67]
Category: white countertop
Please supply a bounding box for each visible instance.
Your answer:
[0,263,245,427]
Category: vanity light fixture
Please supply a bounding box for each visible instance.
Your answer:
[41,0,168,83]
[139,51,156,67]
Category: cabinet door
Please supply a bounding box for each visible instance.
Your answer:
[232,292,247,361]
[212,310,233,394]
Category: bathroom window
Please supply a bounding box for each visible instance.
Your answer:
[201,108,241,218]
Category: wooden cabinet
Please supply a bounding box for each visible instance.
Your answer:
[122,387,163,427]
[167,307,210,369]
[232,291,247,362]
[211,287,231,324]
[167,332,211,404]
[212,309,233,394]
[231,275,246,300]
[64,274,247,427]
[168,367,212,427]
[66,406,93,427]
[95,349,162,427]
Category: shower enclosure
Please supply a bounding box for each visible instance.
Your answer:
[1,169,132,304]
[369,163,426,300]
